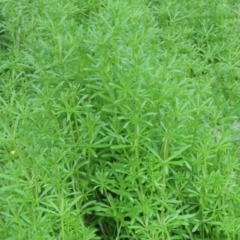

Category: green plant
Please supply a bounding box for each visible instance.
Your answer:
[0,0,240,239]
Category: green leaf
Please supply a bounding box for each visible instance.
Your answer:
[167,145,191,162]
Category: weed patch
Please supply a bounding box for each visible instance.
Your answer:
[0,0,240,239]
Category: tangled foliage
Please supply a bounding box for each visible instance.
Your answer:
[0,0,240,239]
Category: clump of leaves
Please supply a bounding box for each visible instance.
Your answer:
[0,0,240,239]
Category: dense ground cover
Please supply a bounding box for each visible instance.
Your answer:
[0,0,240,239]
